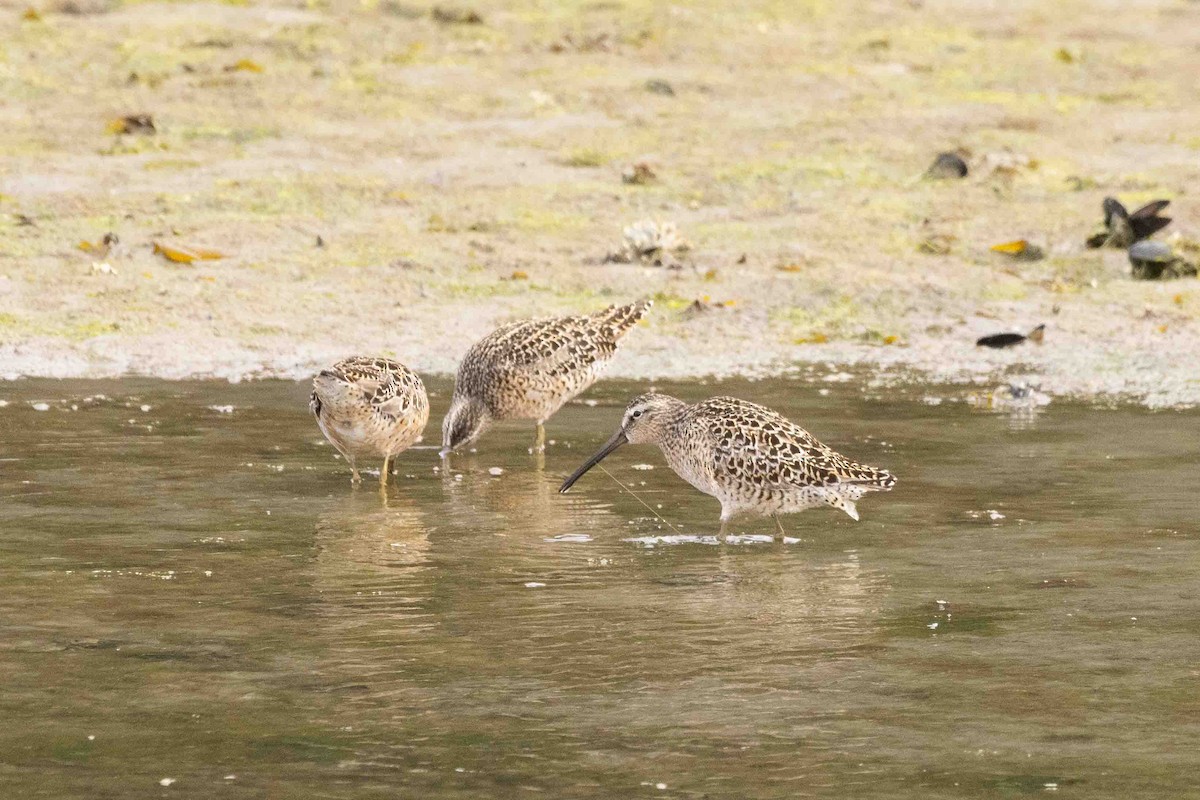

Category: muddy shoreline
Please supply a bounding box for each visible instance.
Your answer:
[1,303,1195,409]
[2,0,1198,407]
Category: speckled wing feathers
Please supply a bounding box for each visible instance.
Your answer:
[312,356,426,422]
[456,300,651,420]
[371,370,427,421]
[691,397,894,495]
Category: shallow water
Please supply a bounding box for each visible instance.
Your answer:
[1,376,1198,798]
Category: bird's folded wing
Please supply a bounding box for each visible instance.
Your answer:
[497,319,612,374]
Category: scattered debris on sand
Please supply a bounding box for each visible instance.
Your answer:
[644,79,675,96]
[1128,241,1197,280]
[1086,197,1171,249]
[621,162,657,185]
[977,325,1046,349]
[990,239,1045,262]
[925,151,968,179]
[607,219,690,266]
[431,5,483,25]
[106,114,155,135]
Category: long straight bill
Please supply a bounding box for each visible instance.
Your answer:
[559,429,627,493]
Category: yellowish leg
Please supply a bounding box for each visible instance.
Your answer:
[775,515,786,538]
[348,456,361,486]
[533,421,546,454]
[380,456,392,489]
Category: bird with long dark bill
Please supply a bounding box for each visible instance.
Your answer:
[560,393,895,532]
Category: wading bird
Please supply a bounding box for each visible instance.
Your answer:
[311,356,429,487]
[560,393,895,531]
[441,300,652,456]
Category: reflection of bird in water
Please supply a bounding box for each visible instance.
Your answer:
[561,394,895,531]
[310,493,434,617]
[574,548,888,704]
[1086,197,1171,249]
[310,357,429,488]
[307,493,437,725]
[315,496,430,563]
[439,454,581,539]
[440,300,652,457]
[651,550,884,628]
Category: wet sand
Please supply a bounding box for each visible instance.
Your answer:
[2,0,1199,406]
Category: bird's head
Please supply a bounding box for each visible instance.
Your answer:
[616,392,686,444]
[559,393,685,493]
[440,395,490,457]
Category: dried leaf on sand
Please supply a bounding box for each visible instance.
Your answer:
[224,59,264,73]
[153,242,226,264]
[989,239,1044,261]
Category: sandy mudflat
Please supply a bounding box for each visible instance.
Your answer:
[1,0,1198,406]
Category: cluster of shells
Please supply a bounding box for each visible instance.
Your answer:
[607,219,691,266]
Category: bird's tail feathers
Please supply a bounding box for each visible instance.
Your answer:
[840,465,896,492]
[593,298,653,337]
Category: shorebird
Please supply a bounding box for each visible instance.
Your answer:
[560,393,895,530]
[440,299,652,456]
[310,356,429,487]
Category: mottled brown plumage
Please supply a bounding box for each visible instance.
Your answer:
[441,300,652,455]
[561,393,895,527]
[311,356,429,486]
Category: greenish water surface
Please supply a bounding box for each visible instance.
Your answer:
[1,376,1197,798]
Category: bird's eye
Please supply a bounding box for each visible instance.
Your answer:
[631,410,643,419]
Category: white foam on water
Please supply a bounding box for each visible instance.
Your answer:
[624,535,721,547]
[626,534,800,546]
[545,533,593,543]
[725,534,775,545]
